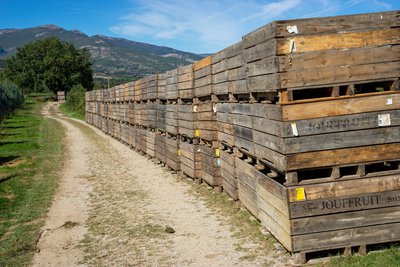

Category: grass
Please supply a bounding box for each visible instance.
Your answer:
[59,103,84,120]
[326,246,400,267]
[0,99,65,266]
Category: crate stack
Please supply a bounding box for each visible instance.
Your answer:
[193,56,222,187]
[85,10,400,264]
[155,73,167,165]
[164,69,180,171]
[238,11,400,263]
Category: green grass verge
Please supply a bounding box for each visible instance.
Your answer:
[326,246,400,267]
[59,103,84,120]
[0,99,65,266]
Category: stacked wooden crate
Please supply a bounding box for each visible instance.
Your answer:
[240,11,400,263]
[156,73,167,164]
[193,56,222,187]
[84,10,400,264]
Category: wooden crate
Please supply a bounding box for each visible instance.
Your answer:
[165,104,178,135]
[177,101,196,138]
[242,11,400,97]
[155,132,166,164]
[147,100,158,129]
[134,79,142,102]
[134,126,142,152]
[215,103,234,147]
[231,103,254,155]
[211,48,228,96]
[226,42,246,96]
[165,135,180,171]
[140,102,148,128]
[178,64,194,99]
[220,144,238,200]
[141,76,149,101]
[127,102,135,125]
[194,56,212,98]
[250,91,400,173]
[193,102,218,142]
[127,124,136,148]
[157,103,166,132]
[179,137,201,179]
[198,145,221,187]
[157,73,167,100]
[145,130,156,158]
[166,69,178,100]
[147,74,158,100]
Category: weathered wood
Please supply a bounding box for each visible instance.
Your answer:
[286,143,400,171]
[290,189,400,219]
[277,28,400,55]
[282,92,400,121]
[292,221,400,252]
[288,174,400,202]
[193,56,212,71]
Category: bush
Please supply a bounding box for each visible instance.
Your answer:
[64,85,86,118]
[0,80,24,121]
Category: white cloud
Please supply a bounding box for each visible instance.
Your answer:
[109,0,395,53]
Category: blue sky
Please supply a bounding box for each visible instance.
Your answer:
[1,0,399,54]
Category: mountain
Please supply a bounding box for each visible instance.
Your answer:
[0,24,203,78]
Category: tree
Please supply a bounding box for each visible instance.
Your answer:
[2,37,93,94]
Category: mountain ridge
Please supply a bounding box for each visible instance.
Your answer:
[0,25,204,78]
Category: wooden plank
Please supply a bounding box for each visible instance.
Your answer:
[278,28,400,55]
[282,93,400,121]
[287,143,400,171]
[281,110,400,137]
[259,209,292,251]
[283,126,400,154]
[258,190,291,234]
[274,11,400,38]
[292,221,400,252]
[243,39,277,63]
[242,22,276,48]
[238,180,259,218]
[279,45,400,72]
[246,73,280,92]
[193,56,212,71]
[257,181,289,217]
[227,67,246,81]
[246,56,279,77]
[281,61,400,89]
[212,60,226,74]
[288,174,400,202]
[290,189,400,219]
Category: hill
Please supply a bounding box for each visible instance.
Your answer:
[0,24,203,79]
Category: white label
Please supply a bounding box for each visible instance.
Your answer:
[213,105,217,113]
[289,39,296,53]
[287,25,298,34]
[193,105,198,112]
[217,159,221,167]
[386,98,393,105]
[291,122,299,136]
[378,114,391,127]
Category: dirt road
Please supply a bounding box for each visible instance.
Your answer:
[31,102,289,266]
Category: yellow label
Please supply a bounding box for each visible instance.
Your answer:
[215,148,220,157]
[195,130,200,137]
[295,187,306,201]
[177,149,181,156]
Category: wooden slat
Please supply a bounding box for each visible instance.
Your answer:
[286,143,400,171]
[292,221,400,252]
[277,28,400,55]
[290,190,400,219]
[282,93,400,121]
[193,56,212,71]
[288,174,400,202]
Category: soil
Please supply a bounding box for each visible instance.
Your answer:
[31,102,289,266]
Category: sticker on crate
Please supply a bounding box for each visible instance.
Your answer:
[290,122,299,136]
[378,114,391,127]
[295,187,306,201]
